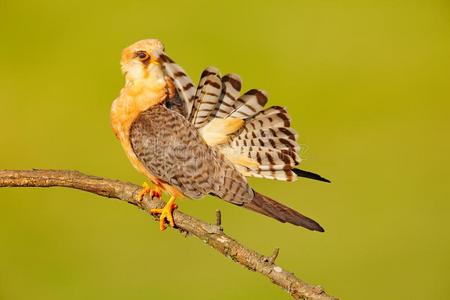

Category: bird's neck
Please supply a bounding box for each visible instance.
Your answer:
[110,66,167,141]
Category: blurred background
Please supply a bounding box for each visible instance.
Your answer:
[0,0,449,299]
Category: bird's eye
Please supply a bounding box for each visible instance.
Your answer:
[136,51,150,61]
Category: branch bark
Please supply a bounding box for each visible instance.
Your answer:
[0,169,337,300]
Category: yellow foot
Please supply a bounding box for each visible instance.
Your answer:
[150,196,178,231]
[135,182,162,202]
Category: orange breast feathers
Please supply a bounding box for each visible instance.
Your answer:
[110,76,168,182]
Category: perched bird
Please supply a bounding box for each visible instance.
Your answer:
[111,39,329,232]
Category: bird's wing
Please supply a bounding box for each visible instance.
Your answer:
[189,67,222,128]
[129,104,253,204]
[156,56,327,183]
[187,67,307,182]
[128,103,323,230]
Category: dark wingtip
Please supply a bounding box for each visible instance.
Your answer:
[315,223,325,232]
[293,168,331,183]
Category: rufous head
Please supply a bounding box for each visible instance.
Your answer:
[120,39,165,81]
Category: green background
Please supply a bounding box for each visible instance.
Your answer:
[1,0,449,299]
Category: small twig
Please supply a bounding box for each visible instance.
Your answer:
[215,209,223,231]
[0,169,337,300]
[269,248,280,265]
[216,209,222,226]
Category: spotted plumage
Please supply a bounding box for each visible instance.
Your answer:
[111,39,328,232]
[129,104,253,203]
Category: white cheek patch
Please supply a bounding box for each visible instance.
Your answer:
[125,63,145,81]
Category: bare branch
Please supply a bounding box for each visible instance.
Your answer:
[0,169,337,300]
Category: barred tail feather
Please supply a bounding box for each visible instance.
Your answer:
[215,74,242,118]
[227,106,301,181]
[189,67,328,183]
[239,167,297,181]
[235,147,298,169]
[228,89,268,119]
[158,53,196,117]
[190,67,222,128]
[243,191,324,231]
[241,106,291,132]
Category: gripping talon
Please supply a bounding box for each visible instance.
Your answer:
[150,196,177,231]
[136,182,162,201]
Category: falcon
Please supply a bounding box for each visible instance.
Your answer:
[111,39,329,232]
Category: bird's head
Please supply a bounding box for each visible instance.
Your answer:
[120,39,166,82]
[117,38,193,116]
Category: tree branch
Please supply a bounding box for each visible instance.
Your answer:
[0,169,337,300]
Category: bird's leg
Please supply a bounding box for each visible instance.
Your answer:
[135,182,162,201]
[150,195,178,231]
